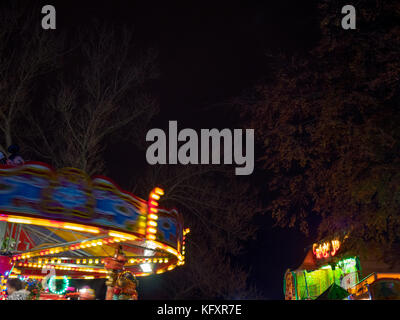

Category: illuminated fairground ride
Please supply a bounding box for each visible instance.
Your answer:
[0,162,189,299]
[284,237,400,300]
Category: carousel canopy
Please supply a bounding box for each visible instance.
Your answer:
[0,162,188,281]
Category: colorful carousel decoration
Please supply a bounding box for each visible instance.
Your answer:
[0,162,189,299]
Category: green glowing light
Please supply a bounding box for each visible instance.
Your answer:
[48,276,69,295]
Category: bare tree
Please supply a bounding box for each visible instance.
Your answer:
[0,2,59,155]
[21,23,159,175]
[135,164,262,299]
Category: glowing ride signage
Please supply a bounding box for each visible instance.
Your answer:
[312,240,340,259]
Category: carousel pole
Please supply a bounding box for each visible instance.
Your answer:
[0,222,6,250]
[104,245,127,300]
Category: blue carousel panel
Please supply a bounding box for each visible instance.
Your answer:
[0,163,146,234]
[156,208,184,250]
[0,163,184,251]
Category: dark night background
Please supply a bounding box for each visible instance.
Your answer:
[41,0,320,299]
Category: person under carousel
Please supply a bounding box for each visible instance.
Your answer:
[6,278,30,300]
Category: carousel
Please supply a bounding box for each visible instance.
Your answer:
[0,161,189,300]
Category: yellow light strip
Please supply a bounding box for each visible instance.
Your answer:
[16,263,109,274]
[0,214,100,234]
[376,273,400,281]
[13,236,128,261]
[108,231,138,241]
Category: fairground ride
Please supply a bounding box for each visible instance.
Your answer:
[0,162,189,299]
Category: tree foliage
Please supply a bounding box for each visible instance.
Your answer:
[242,0,400,262]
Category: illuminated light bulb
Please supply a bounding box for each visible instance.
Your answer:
[153,258,157,263]
[151,193,160,200]
[83,260,87,264]
[164,259,168,263]
[148,221,157,227]
[150,200,158,206]
[140,263,152,273]
[148,214,158,220]
[97,241,102,245]
[95,259,99,264]
[147,227,157,234]
[89,259,93,264]
[154,187,164,195]
[147,234,156,240]
[150,207,158,213]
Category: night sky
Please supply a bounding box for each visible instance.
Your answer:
[26,0,323,299]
